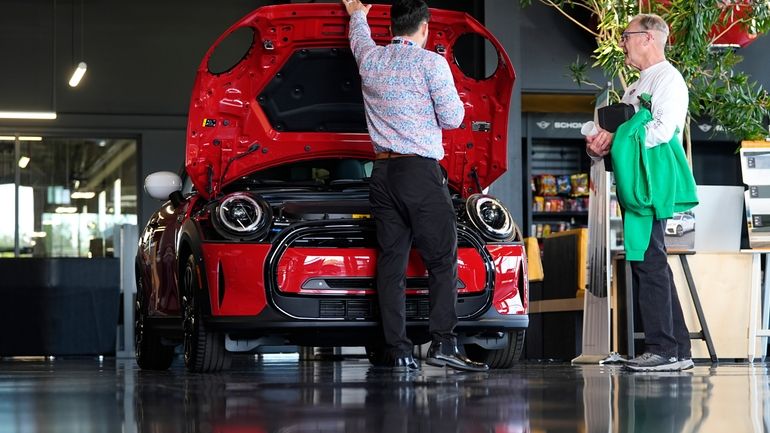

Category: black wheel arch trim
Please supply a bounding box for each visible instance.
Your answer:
[178,219,213,316]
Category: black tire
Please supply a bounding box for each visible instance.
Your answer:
[182,255,230,373]
[464,330,525,369]
[135,276,175,370]
[676,225,683,236]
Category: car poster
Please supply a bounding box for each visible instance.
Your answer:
[664,210,696,251]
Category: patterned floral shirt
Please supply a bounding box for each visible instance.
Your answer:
[348,10,465,160]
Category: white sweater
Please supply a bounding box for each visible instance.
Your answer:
[622,60,689,148]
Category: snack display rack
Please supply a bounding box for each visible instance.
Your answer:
[523,112,593,240]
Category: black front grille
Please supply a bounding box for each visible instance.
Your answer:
[318,298,432,320]
[346,300,374,319]
[269,222,491,320]
[319,300,346,318]
[405,298,431,320]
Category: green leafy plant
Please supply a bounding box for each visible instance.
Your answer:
[524,0,770,145]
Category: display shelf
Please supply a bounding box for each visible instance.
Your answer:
[608,181,624,251]
[523,112,593,238]
[530,297,584,313]
[533,211,588,218]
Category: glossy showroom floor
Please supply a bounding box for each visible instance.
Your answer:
[2,356,770,433]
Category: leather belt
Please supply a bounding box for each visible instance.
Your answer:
[374,151,418,160]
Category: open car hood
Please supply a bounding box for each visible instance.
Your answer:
[186,4,515,199]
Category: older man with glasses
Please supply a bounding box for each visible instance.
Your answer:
[586,14,696,372]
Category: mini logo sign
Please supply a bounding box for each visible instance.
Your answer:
[697,123,725,133]
[554,122,583,129]
[536,121,551,129]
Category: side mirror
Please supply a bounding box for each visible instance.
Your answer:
[145,171,183,200]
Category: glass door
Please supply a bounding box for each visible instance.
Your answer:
[0,135,138,257]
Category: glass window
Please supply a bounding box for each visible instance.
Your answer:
[0,141,17,257]
[0,136,138,258]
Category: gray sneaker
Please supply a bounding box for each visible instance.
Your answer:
[677,358,695,370]
[625,352,680,372]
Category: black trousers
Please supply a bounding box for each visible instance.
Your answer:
[631,219,691,359]
[369,156,458,356]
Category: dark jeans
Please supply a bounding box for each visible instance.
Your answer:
[631,219,691,359]
[369,156,458,356]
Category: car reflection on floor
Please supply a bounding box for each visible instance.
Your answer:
[3,356,770,433]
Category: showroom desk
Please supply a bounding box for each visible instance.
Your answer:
[746,250,770,362]
[666,252,764,360]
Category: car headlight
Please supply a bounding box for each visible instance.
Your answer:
[466,194,520,241]
[212,192,272,240]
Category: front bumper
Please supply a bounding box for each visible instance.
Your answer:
[198,221,528,338]
[208,304,528,347]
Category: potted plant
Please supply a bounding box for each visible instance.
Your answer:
[523,0,770,151]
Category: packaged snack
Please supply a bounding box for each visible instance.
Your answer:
[570,173,589,197]
[538,174,557,196]
[553,197,564,212]
[544,197,564,213]
[557,175,572,196]
[564,198,577,212]
[533,196,545,212]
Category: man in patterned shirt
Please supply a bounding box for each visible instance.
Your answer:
[343,0,488,372]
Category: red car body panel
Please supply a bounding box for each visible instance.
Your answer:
[186,3,514,199]
[196,243,527,317]
[202,243,272,316]
[487,245,528,315]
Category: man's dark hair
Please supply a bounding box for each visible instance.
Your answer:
[391,0,430,36]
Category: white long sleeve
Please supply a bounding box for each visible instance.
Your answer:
[621,61,689,148]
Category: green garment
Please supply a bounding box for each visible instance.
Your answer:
[610,94,698,261]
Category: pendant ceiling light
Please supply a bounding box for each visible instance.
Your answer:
[68,0,87,87]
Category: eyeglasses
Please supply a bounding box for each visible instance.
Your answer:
[620,31,649,42]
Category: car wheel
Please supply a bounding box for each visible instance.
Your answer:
[135,276,175,370]
[182,255,229,373]
[464,330,525,369]
[676,225,683,236]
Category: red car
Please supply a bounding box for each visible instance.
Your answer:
[135,3,528,372]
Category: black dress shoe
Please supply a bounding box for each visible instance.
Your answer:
[425,340,489,372]
[387,354,420,371]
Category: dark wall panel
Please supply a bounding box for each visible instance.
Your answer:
[518,2,606,92]
[0,0,55,112]
[737,34,770,92]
